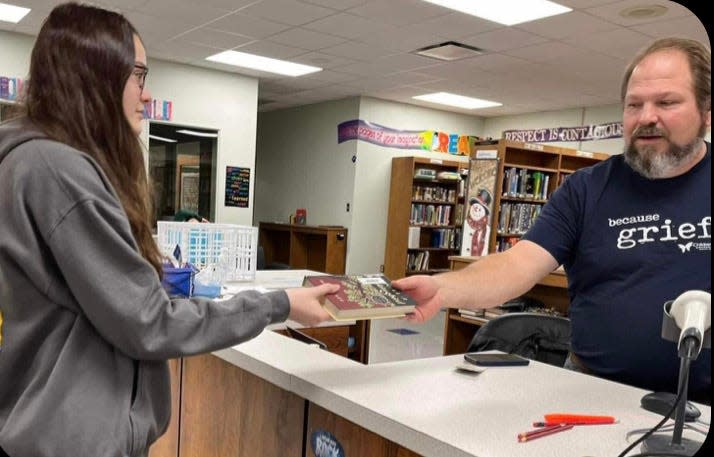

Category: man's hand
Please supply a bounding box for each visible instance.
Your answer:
[391,275,442,323]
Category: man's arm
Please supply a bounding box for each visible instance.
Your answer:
[392,240,559,323]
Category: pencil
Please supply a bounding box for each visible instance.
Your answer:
[517,423,574,442]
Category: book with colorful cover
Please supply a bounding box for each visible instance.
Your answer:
[303,274,416,321]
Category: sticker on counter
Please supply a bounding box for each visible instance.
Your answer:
[310,429,345,457]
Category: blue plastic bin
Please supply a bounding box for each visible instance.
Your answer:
[161,264,195,297]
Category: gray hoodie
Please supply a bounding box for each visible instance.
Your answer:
[0,120,290,457]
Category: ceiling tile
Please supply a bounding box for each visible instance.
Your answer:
[303,12,394,40]
[585,0,693,26]
[291,52,358,69]
[299,0,371,10]
[504,41,585,63]
[357,23,457,53]
[208,13,292,39]
[631,16,709,44]
[234,40,309,59]
[239,0,337,26]
[566,28,654,59]
[174,27,254,50]
[136,0,232,25]
[268,27,347,50]
[319,41,396,61]
[412,12,502,39]
[461,28,549,53]
[514,10,619,40]
[346,0,450,27]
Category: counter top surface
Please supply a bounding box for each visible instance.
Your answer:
[216,268,709,457]
[216,331,710,457]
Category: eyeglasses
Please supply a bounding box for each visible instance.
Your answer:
[132,64,149,92]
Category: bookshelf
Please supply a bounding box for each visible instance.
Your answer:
[383,156,468,280]
[258,222,347,275]
[473,140,608,253]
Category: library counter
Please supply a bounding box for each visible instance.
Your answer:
[209,331,709,457]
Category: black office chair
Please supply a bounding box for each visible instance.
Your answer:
[467,312,572,367]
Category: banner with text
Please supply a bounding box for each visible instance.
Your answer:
[503,122,623,143]
[337,119,475,155]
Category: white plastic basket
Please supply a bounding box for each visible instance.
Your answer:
[157,221,258,282]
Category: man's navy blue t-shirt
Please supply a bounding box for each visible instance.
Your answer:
[523,143,711,400]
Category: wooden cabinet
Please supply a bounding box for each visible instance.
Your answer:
[383,156,468,280]
[473,140,607,253]
[442,256,570,355]
[259,222,347,274]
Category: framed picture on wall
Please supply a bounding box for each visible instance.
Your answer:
[179,165,200,213]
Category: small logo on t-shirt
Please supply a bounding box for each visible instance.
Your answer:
[678,242,694,253]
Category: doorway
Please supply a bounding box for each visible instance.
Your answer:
[148,122,217,226]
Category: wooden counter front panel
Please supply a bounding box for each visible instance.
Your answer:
[179,354,304,457]
[306,403,422,457]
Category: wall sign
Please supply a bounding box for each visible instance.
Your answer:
[337,119,480,155]
[224,166,250,208]
[503,122,623,143]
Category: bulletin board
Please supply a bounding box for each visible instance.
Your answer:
[225,166,250,208]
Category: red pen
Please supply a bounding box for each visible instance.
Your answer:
[517,423,574,442]
[540,414,616,426]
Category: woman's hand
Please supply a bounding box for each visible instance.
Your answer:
[285,283,340,326]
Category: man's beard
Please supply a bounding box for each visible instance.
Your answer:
[624,123,706,179]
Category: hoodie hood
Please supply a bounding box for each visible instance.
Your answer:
[0,119,46,165]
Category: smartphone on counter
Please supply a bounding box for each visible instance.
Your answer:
[463,352,530,367]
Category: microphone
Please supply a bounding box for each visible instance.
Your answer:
[640,290,711,455]
[664,290,711,358]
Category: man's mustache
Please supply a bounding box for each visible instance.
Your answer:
[633,125,667,138]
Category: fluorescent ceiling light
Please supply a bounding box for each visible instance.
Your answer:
[413,92,502,110]
[206,50,322,77]
[149,134,177,143]
[0,2,30,23]
[421,0,571,26]
[176,129,218,138]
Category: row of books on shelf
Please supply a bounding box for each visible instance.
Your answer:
[497,202,542,235]
[0,76,23,101]
[412,185,457,203]
[408,226,462,250]
[496,236,521,253]
[502,168,550,200]
[406,250,431,272]
[410,203,452,226]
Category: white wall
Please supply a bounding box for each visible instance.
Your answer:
[1,30,260,226]
[254,97,360,229]
[254,96,480,275]
[145,58,259,225]
[349,97,479,274]
[0,30,32,78]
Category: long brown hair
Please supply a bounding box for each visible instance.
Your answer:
[22,2,162,275]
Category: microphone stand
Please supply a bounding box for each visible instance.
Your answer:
[643,336,701,455]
